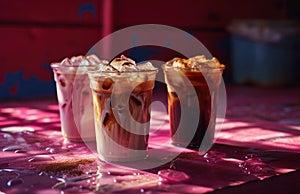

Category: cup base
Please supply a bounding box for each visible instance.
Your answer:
[171,141,200,149]
[172,141,215,155]
[63,136,96,143]
[98,151,147,163]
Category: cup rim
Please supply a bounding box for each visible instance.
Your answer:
[50,63,97,68]
[161,63,225,71]
[87,68,159,75]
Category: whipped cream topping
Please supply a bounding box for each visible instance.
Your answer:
[97,55,157,72]
[164,55,225,70]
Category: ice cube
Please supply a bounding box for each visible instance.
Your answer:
[60,58,72,66]
[70,55,89,66]
[86,54,100,65]
[189,55,223,69]
[120,64,138,72]
[137,62,156,71]
[96,64,115,72]
[189,55,207,63]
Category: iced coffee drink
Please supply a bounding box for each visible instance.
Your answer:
[162,56,225,148]
[88,55,158,162]
[51,55,104,142]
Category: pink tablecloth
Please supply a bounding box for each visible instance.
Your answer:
[0,85,300,193]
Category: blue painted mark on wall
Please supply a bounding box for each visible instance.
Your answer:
[78,2,96,20]
[0,71,56,100]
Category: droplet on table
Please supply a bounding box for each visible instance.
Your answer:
[2,145,23,152]
[133,172,141,176]
[45,147,56,154]
[28,155,55,162]
[3,133,14,140]
[0,170,19,183]
[16,137,26,143]
[84,170,98,175]
[113,178,119,183]
[239,157,276,179]
[105,170,135,176]
[158,169,189,183]
[15,150,27,153]
[52,182,66,190]
[38,171,46,176]
[203,151,227,164]
[245,153,256,159]
[1,126,35,133]
[7,178,24,186]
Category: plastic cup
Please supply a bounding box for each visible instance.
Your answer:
[88,69,158,162]
[162,64,224,149]
[51,64,96,142]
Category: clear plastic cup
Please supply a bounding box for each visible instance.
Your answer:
[162,64,224,149]
[51,64,96,142]
[88,69,158,162]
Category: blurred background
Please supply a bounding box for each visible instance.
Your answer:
[0,0,299,100]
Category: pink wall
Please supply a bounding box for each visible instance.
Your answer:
[0,0,287,100]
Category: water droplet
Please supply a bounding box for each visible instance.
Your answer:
[41,118,51,123]
[61,141,77,150]
[239,157,276,179]
[158,169,189,183]
[2,145,23,152]
[67,144,75,149]
[14,150,26,153]
[1,126,35,133]
[69,175,96,183]
[28,155,55,162]
[105,170,134,176]
[3,133,14,140]
[133,172,141,176]
[16,137,26,143]
[85,170,98,175]
[113,178,119,183]
[52,181,66,190]
[203,151,227,164]
[0,170,19,183]
[245,153,256,159]
[112,175,141,184]
[45,147,56,154]
[0,168,18,172]
[7,178,24,186]
[38,172,45,176]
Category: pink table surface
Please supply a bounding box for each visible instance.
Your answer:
[0,85,300,194]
